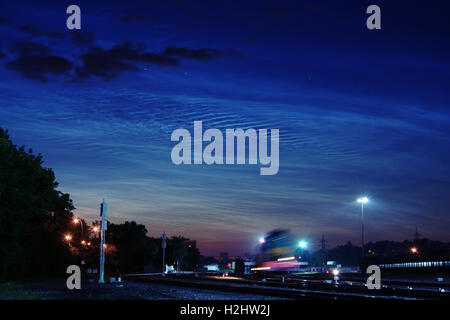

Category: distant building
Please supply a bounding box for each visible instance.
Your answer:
[205,264,219,271]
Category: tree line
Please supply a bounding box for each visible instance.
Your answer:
[0,128,199,282]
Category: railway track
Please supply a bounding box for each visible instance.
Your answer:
[124,273,450,300]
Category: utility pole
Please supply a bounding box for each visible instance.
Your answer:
[99,199,107,283]
[162,232,167,276]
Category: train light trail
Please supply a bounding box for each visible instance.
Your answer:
[277,256,295,262]
[251,267,271,271]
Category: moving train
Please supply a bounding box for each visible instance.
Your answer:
[252,229,305,273]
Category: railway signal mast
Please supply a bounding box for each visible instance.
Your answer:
[162,232,167,276]
[99,199,107,283]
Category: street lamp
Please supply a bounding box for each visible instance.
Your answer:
[410,247,418,254]
[357,197,369,258]
[92,225,99,233]
[259,237,265,244]
[64,234,72,241]
[73,217,83,237]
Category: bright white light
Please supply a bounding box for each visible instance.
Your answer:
[251,267,271,271]
[357,197,369,204]
[259,237,265,244]
[332,269,340,276]
[298,241,307,249]
[277,256,295,262]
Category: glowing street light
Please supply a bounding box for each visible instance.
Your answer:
[410,247,418,254]
[298,241,308,249]
[259,237,265,244]
[92,226,99,233]
[357,197,369,258]
[357,197,369,204]
[81,240,86,245]
[332,268,340,282]
[73,217,84,237]
[64,234,72,241]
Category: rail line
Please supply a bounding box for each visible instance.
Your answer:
[124,273,450,300]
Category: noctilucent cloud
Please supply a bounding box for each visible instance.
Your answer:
[0,0,449,255]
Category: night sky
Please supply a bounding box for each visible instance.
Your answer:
[0,1,449,256]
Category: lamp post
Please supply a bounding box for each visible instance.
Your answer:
[92,225,100,238]
[73,217,84,238]
[357,197,369,258]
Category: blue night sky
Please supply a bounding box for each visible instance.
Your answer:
[0,1,449,255]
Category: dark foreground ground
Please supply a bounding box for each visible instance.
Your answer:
[0,280,287,300]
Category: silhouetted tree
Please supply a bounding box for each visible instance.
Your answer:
[0,128,75,281]
[326,242,361,266]
[105,221,158,274]
[163,236,200,271]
